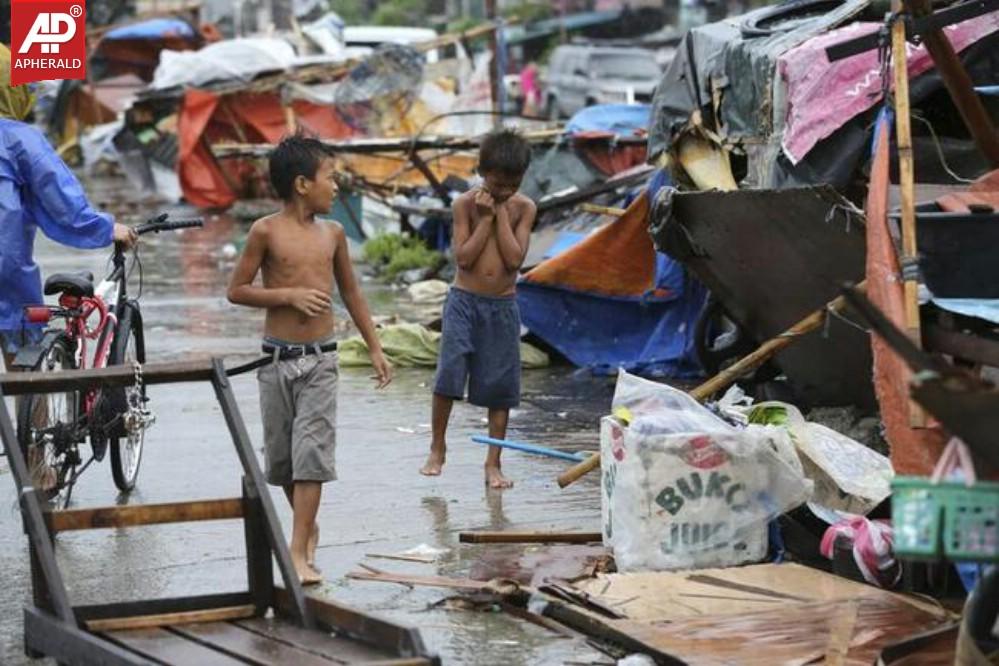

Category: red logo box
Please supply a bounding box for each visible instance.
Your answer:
[10,0,87,86]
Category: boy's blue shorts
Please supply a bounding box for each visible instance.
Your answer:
[433,287,521,409]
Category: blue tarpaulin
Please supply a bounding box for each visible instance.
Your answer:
[517,169,707,378]
[104,18,195,41]
[565,104,651,137]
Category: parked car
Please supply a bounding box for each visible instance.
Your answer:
[544,45,662,119]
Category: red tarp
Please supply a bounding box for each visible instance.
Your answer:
[778,11,999,164]
[177,89,356,209]
[865,111,947,475]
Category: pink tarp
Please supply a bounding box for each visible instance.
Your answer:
[778,11,999,164]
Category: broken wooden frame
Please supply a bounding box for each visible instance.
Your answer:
[0,359,437,665]
[841,284,999,472]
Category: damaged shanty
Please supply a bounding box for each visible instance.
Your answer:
[341,0,999,663]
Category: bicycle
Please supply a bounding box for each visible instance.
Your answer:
[15,213,203,505]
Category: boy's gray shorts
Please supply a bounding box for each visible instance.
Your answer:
[257,348,338,486]
[433,287,521,409]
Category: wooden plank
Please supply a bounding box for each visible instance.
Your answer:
[923,324,999,368]
[211,361,312,629]
[23,606,155,666]
[274,587,431,659]
[906,0,999,166]
[237,617,396,664]
[0,359,213,396]
[172,621,344,666]
[537,592,686,666]
[243,477,276,616]
[891,4,928,429]
[47,498,244,532]
[75,593,256,623]
[0,395,75,623]
[104,627,247,665]
[459,531,603,544]
[86,604,257,632]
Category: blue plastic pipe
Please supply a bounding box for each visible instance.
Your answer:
[471,435,589,462]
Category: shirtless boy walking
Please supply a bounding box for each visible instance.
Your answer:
[228,135,392,584]
[420,129,536,489]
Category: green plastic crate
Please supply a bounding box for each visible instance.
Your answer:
[892,476,999,562]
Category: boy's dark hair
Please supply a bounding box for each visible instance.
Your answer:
[478,128,531,176]
[268,134,331,200]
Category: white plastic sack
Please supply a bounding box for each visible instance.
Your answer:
[747,401,893,515]
[152,38,297,90]
[601,371,812,572]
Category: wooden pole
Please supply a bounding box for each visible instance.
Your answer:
[579,203,626,217]
[905,0,999,166]
[556,281,868,488]
[459,531,602,544]
[485,0,501,126]
[892,5,927,427]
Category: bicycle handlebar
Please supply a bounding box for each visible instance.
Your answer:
[133,214,204,235]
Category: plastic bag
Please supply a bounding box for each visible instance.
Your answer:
[611,369,733,436]
[602,371,812,572]
[748,401,893,515]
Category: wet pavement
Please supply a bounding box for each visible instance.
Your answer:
[0,184,613,665]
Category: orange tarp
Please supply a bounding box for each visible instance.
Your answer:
[522,191,657,298]
[866,113,946,475]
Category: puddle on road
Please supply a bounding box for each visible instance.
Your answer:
[1,175,615,665]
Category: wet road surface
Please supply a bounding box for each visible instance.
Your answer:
[0,198,613,665]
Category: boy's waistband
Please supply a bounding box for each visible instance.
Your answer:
[450,286,517,302]
[262,335,337,359]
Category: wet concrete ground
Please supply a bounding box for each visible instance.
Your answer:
[0,199,613,664]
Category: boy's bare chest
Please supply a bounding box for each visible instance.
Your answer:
[265,228,335,276]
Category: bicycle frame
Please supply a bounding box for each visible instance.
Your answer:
[50,244,132,416]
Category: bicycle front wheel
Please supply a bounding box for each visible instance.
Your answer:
[16,335,79,500]
[109,303,147,492]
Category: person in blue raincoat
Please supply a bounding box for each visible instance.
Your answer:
[1,44,136,370]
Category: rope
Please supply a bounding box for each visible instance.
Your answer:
[910,111,977,184]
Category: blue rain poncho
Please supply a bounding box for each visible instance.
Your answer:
[0,119,114,330]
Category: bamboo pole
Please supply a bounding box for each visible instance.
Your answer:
[891,5,927,427]
[579,203,626,217]
[556,281,868,488]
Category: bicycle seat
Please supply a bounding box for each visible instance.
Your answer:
[44,272,95,298]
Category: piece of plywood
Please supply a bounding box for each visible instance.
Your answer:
[236,617,397,663]
[574,563,950,623]
[86,604,256,632]
[103,627,249,665]
[171,621,342,666]
[612,596,947,666]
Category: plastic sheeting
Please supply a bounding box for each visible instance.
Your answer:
[104,18,196,41]
[152,38,298,90]
[518,185,707,378]
[565,103,651,137]
[779,11,999,164]
[337,322,549,369]
[647,0,870,163]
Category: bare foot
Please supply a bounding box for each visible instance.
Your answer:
[307,523,320,571]
[293,555,323,586]
[420,449,446,476]
[485,466,513,489]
